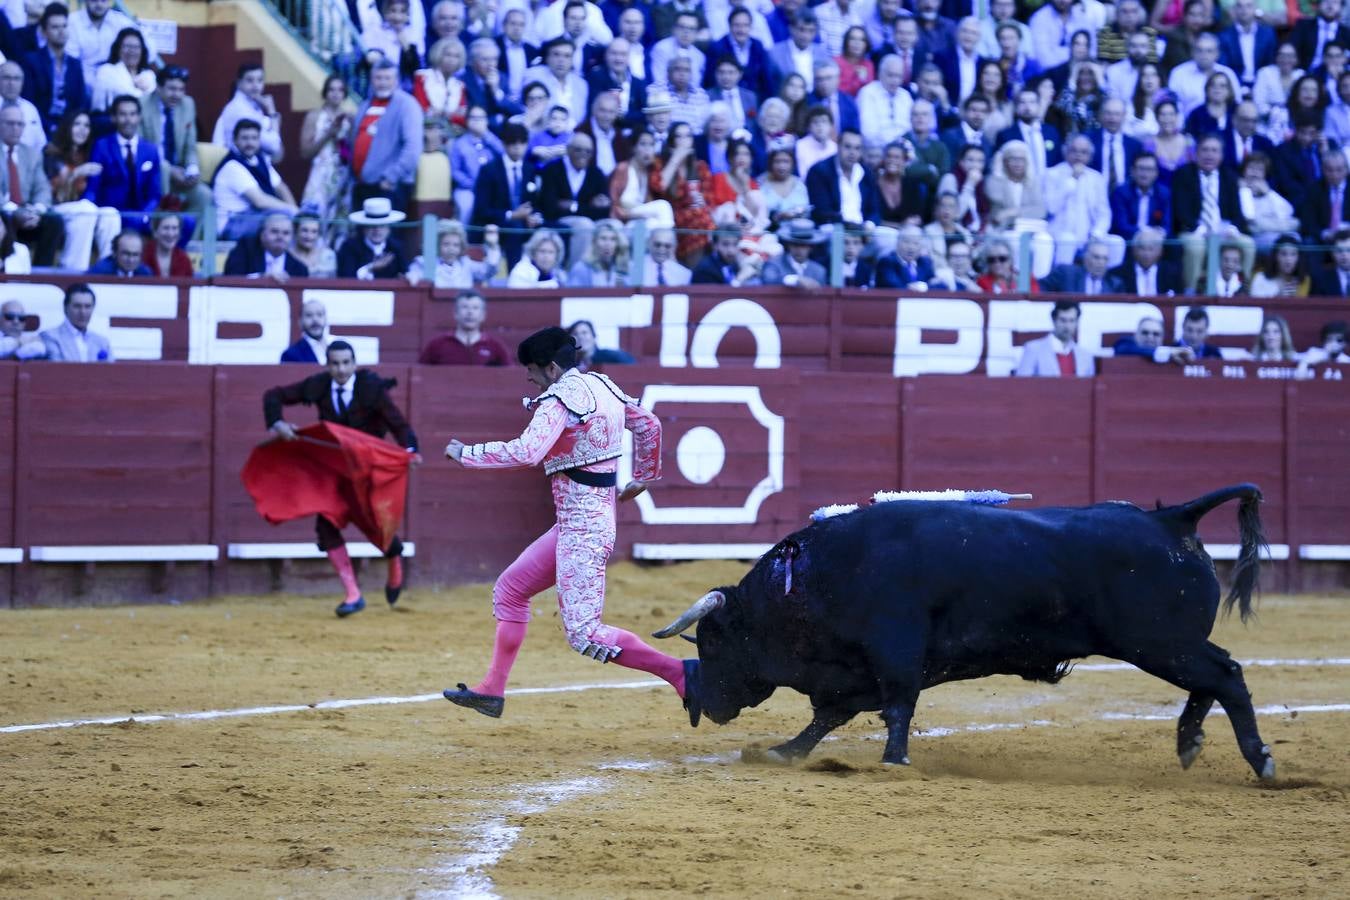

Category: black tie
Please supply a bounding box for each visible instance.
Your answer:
[163,105,176,166]
[124,140,137,206]
[336,386,348,417]
[510,163,521,206]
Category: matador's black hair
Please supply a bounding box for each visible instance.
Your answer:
[517,326,578,369]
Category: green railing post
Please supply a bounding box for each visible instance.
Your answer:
[1016,230,1032,292]
[628,219,649,288]
[1205,233,1221,296]
[829,225,845,287]
[201,204,218,278]
[422,214,438,277]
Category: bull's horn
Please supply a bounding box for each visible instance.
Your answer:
[680,634,697,644]
[653,591,725,638]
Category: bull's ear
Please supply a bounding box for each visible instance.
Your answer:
[680,634,697,644]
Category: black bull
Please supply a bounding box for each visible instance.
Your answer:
[655,484,1275,779]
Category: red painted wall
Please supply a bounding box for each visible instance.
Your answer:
[1,363,1347,607]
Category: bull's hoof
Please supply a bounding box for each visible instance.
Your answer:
[762,748,794,765]
[1258,755,1277,781]
[881,755,911,766]
[1178,733,1205,770]
[681,659,702,728]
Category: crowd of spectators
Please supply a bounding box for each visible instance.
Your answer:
[5,0,1350,298]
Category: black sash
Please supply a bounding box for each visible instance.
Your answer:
[561,469,617,487]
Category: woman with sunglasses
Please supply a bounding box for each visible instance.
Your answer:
[976,238,1037,294]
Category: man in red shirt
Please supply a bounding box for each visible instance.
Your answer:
[418,289,511,365]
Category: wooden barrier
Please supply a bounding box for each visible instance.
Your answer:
[1,362,1348,607]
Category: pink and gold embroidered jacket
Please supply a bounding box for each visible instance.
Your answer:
[460,369,661,481]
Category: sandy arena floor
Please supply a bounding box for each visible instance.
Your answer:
[1,560,1347,898]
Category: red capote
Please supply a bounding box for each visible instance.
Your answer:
[241,422,411,551]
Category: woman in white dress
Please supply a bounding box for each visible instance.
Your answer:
[91,28,157,111]
[608,130,675,228]
[300,75,356,227]
[1124,63,1162,140]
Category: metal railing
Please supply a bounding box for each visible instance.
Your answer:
[258,0,369,98]
[38,205,1333,295]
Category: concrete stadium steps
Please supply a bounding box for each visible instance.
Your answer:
[128,0,322,195]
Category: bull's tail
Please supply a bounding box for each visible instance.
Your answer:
[1175,483,1267,623]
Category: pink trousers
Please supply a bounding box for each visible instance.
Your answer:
[480,477,685,696]
[493,478,622,653]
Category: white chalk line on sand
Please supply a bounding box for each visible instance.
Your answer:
[3,656,1349,736]
[426,697,1350,899]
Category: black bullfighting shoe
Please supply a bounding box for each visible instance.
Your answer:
[385,584,402,607]
[682,659,702,728]
[335,596,366,617]
[443,683,505,718]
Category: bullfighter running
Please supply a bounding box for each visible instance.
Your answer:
[441,326,700,723]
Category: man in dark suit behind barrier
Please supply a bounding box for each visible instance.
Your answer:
[263,341,420,617]
[224,213,310,279]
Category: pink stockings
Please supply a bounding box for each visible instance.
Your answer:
[471,516,686,699]
[327,546,403,602]
[327,547,361,602]
[472,620,685,699]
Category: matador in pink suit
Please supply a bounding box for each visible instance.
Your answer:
[442,327,703,724]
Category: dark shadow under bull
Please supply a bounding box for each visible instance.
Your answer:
[654,484,1275,780]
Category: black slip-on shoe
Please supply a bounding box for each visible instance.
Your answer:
[335,597,366,617]
[443,683,505,718]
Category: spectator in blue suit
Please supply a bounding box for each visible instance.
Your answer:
[1109,151,1171,242]
[1217,0,1277,93]
[1089,98,1142,189]
[20,3,88,138]
[704,7,773,99]
[807,60,860,136]
[88,230,153,276]
[82,94,161,233]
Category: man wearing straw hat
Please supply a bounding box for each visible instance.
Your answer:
[337,197,411,279]
[260,340,421,617]
[762,218,827,287]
